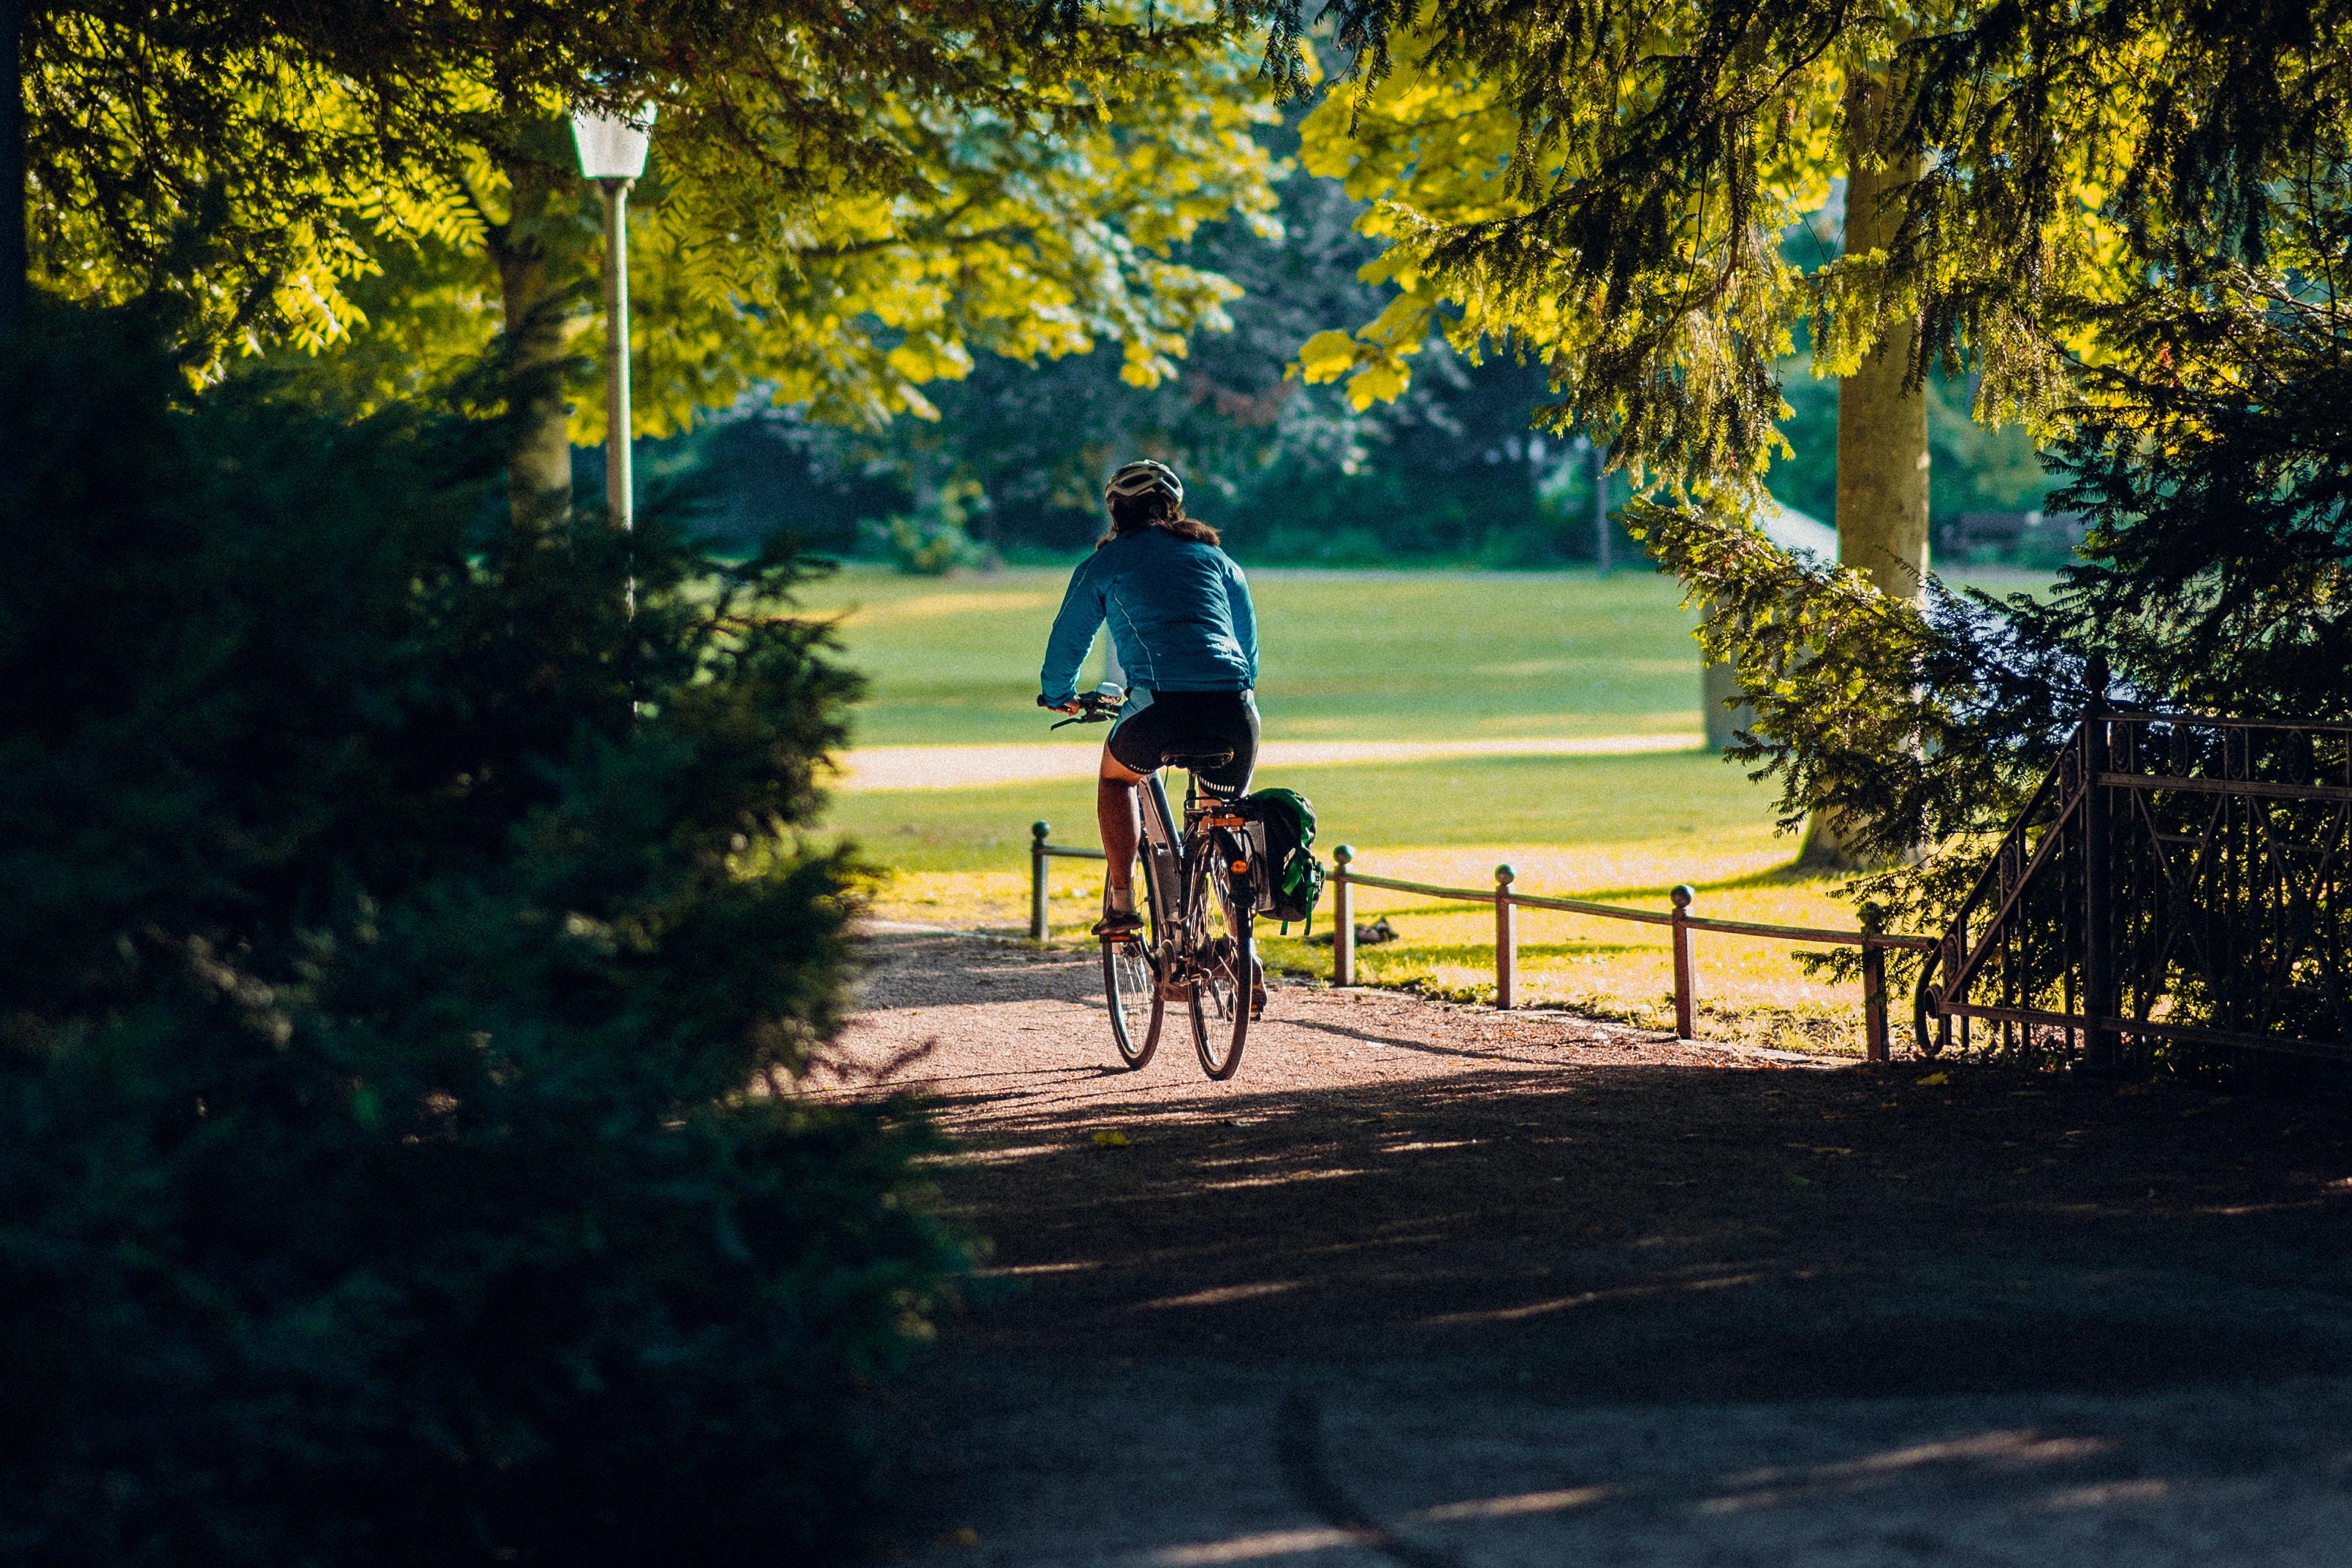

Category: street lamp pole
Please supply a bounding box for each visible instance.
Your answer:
[569,104,656,538]
[595,175,633,536]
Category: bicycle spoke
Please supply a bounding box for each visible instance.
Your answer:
[1103,848,1164,1070]
[1187,846,1253,1079]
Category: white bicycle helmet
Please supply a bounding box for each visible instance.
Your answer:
[1103,458,1184,509]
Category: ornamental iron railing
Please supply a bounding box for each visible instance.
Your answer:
[1917,700,2352,1065]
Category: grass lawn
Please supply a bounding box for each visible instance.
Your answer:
[793,565,1704,747]
[803,563,2011,1054]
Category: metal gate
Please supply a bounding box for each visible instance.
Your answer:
[1918,698,2352,1065]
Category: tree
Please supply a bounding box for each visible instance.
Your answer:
[1285,15,1887,858]
[23,0,1284,520]
[411,50,1278,525]
[1267,0,2352,859]
[1268,0,2351,484]
[1634,171,2352,948]
[718,151,1581,565]
[1,297,968,1564]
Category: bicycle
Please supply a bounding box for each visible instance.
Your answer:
[1040,689,1262,1079]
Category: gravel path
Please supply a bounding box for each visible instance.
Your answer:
[831,734,1702,791]
[831,931,2352,1567]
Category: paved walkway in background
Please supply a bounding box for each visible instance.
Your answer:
[834,733,1704,791]
[829,932,2352,1567]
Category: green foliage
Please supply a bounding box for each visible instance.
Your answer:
[1265,0,2352,497]
[0,303,964,1566]
[1636,501,2080,952]
[1769,356,2058,531]
[47,0,1303,560]
[864,480,1002,574]
[1285,9,1848,492]
[36,0,1284,435]
[2021,254,2352,721]
[1632,199,2352,959]
[677,158,1598,563]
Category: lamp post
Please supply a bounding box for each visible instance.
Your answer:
[569,104,655,536]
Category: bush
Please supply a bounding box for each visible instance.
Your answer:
[0,303,965,1566]
[859,479,999,574]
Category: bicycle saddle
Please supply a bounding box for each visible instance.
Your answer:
[1160,750,1234,772]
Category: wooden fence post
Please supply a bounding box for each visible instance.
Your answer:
[1495,864,1517,1011]
[1862,943,1889,1062]
[1670,884,1696,1040]
[2080,661,2120,1073]
[1332,845,1355,986]
[1029,821,1051,943]
[1860,901,1890,1062]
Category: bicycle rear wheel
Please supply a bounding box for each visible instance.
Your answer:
[1187,853,1254,1080]
[1103,899,1162,1070]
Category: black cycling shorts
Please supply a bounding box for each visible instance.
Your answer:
[1108,688,1258,794]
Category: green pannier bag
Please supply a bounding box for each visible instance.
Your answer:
[1240,788,1326,935]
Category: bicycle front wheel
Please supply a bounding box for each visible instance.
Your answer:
[1187,853,1255,1080]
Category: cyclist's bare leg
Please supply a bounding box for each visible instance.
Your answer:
[1097,747,1149,910]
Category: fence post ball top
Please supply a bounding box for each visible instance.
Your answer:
[1333,844,1354,864]
[1495,864,1515,886]
[1670,884,1695,909]
[1032,821,1051,842]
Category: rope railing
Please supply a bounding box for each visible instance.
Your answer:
[1025,823,1934,1061]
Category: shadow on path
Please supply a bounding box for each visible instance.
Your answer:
[847,932,2352,1565]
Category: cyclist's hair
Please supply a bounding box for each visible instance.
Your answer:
[1099,490,1220,549]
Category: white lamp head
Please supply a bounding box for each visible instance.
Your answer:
[571,102,656,181]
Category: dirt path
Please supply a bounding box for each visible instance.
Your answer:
[832,734,1701,791]
[831,932,2352,1567]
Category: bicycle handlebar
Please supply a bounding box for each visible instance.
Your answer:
[1040,688,1124,729]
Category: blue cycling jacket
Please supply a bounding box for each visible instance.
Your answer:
[1039,528,1257,707]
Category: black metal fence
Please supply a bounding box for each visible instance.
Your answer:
[1918,701,2352,1065]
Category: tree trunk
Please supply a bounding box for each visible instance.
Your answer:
[1801,75,1930,871]
[1831,160,1929,598]
[1703,656,1751,751]
[488,160,574,530]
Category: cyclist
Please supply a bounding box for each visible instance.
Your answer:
[1040,459,1259,938]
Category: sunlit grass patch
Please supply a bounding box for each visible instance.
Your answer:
[804,568,1947,1053]
[1252,843,1873,1056]
[832,753,1879,1051]
[794,565,1702,748]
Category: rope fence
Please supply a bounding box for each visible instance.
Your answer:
[1026,821,1935,1060]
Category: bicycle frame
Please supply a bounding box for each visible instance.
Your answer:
[1132,769,1248,998]
[1134,773,1187,996]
